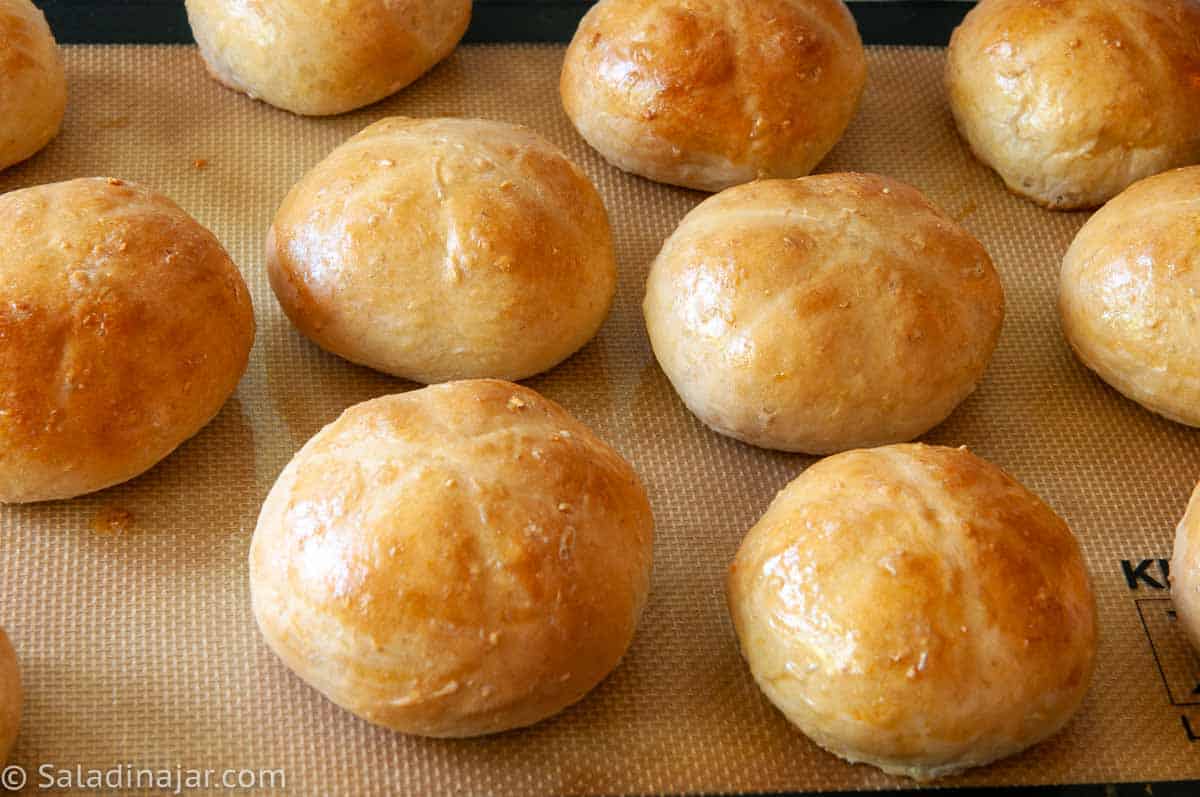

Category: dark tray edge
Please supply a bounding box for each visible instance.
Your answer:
[40,0,970,46]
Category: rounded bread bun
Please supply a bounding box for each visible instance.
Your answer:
[0,628,17,764]
[727,443,1098,780]
[643,173,1004,454]
[946,0,1200,210]
[1172,481,1200,652]
[250,379,655,737]
[560,0,866,192]
[0,0,67,170]
[1059,166,1200,426]
[184,0,471,115]
[0,177,255,503]
[268,117,616,384]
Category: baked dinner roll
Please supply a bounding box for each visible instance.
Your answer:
[250,379,654,737]
[0,178,255,503]
[946,0,1200,210]
[560,0,866,192]
[0,0,66,171]
[643,173,1004,454]
[184,0,471,115]
[728,444,1097,780]
[268,117,616,383]
[1059,166,1200,426]
[0,628,17,763]
[1172,481,1200,652]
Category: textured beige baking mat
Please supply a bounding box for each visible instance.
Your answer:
[0,43,1198,796]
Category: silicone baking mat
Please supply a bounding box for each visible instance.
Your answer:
[0,43,1198,795]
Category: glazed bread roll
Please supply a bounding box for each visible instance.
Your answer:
[643,173,1004,454]
[0,0,66,171]
[0,178,255,503]
[1172,482,1200,652]
[268,117,616,384]
[1059,166,1200,426]
[728,444,1098,780]
[946,0,1200,210]
[560,0,866,192]
[0,629,17,763]
[184,0,471,115]
[250,380,654,737]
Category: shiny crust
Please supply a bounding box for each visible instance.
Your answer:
[560,0,866,192]
[0,178,255,503]
[643,173,1004,454]
[0,629,17,764]
[268,117,616,384]
[184,0,471,116]
[1059,166,1200,426]
[1172,482,1200,652]
[0,0,66,170]
[728,444,1097,780]
[946,0,1200,210]
[250,379,655,737]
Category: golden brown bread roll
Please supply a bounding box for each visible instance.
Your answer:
[1172,481,1200,652]
[560,0,866,192]
[250,379,654,737]
[1059,166,1200,426]
[268,117,616,384]
[643,173,1004,454]
[728,444,1097,780]
[0,628,17,764]
[184,0,471,115]
[0,0,66,171]
[0,178,255,503]
[946,0,1200,210]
